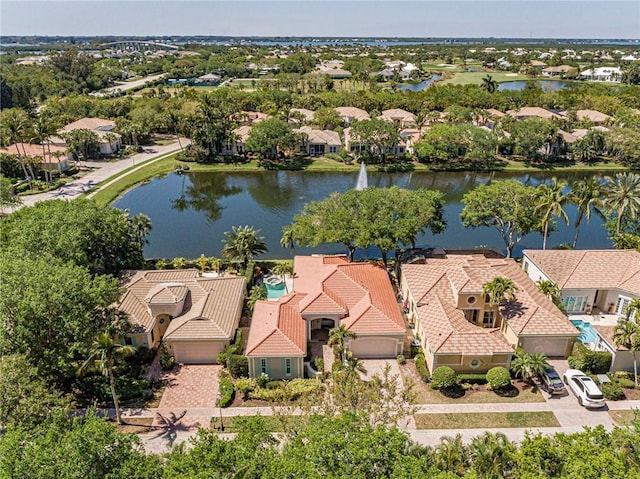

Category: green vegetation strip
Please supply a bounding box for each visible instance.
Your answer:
[608,410,638,426]
[413,412,559,429]
[410,384,545,404]
[210,415,299,433]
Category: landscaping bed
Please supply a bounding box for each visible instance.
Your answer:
[413,411,559,429]
[401,362,544,404]
[115,416,153,434]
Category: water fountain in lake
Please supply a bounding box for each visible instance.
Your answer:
[355,161,368,190]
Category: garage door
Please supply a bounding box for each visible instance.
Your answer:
[522,337,571,357]
[169,341,225,364]
[349,337,398,358]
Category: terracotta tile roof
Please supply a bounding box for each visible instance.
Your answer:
[59,117,115,133]
[118,269,245,340]
[1,143,69,161]
[246,255,405,357]
[290,108,315,121]
[524,249,640,295]
[507,107,561,120]
[296,126,342,146]
[402,255,577,356]
[576,110,612,123]
[232,125,252,142]
[379,108,416,123]
[335,107,370,121]
[486,108,505,117]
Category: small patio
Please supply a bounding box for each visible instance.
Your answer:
[569,313,621,327]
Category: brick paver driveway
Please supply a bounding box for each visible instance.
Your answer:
[360,359,401,381]
[158,364,222,409]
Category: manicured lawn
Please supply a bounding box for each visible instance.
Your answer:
[440,71,530,86]
[413,412,559,429]
[608,409,639,426]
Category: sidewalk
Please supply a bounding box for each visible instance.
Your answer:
[2,139,189,214]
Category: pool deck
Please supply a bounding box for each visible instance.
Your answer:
[569,313,620,327]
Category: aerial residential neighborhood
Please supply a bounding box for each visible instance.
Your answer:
[1,0,640,477]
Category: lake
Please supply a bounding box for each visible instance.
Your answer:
[397,74,443,91]
[498,80,570,91]
[114,170,613,260]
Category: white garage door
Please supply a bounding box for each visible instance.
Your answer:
[522,337,571,357]
[349,337,398,358]
[169,341,225,364]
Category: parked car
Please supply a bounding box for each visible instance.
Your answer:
[540,366,566,395]
[563,369,606,408]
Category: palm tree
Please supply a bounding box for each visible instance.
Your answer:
[2,108,33,187]
[626,298,640,322]
[603,172,640,236]
[280,224,296,253]
[483,277,517,307]
[166,110,183,149]
[536,279,563,310]
[130,213,152,246]
[343,351,367,376]
[481,74,498,93]
[568,178,604,248]
[468,432,515,479]
[78,332,136,425]
[32,115,57,183]
[272,262,293,293]
[535,178,569,250]
[434,434,468,475]
[328,324,357,362]
[247,285,267,315]
[613,320,640,386]
[510,349,550,384]
[221,225,268,271]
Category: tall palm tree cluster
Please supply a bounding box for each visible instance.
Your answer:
[613,298,640,386]
[536,172,640,249]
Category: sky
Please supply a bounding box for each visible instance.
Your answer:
[1,1,639,39]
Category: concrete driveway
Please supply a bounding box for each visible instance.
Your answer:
[360,359,401,381]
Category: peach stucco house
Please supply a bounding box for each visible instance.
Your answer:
[245,256,406,379]
[400,253,578,374]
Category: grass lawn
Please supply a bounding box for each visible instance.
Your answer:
[440,71,530,86]
[608,409,639,426]
[210,415,299,433]
[413,412,559,429]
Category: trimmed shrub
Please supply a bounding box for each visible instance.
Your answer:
[601,381,625,400]
[618,377,636,389]
[267,380,285,390]
[227,355,249,379]
[614,371,633,380]
[396,354,406,365]
[431,366,457,390]
[486,367,511,390]
[457,373,487,385]
[235,377,257,400]
[249,378,321,402]
[159,344,175,370]
[414,353,430,383]
[218,377,234,407]
[216,351,229,366]
[256,372,270,388]
[569,342,612,374]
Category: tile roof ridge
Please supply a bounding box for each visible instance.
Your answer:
[561,250,588,288]
[418,271,448,304]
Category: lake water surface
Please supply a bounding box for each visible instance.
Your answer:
[114,170,613,260]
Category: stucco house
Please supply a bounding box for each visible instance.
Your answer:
[118,269,245,363]
[245,256,407,379]
[400,253,578,374]
[344,127,406,158]
[222,125,251,156]
[58,117,122,155]
[507,107,561,121]
[523,249,640,371]
[579,67,623,83]
[335,107,370,125]
[379,109,417,128]
[296,126,342,156]
[0,142,72,173]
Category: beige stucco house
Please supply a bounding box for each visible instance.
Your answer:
[245,256,407,379]
[118,269,245,363]
[523,249,640,372]
[335,107,370,125]
[58,117,122,155]
[400,253,578,374]
[296,126,342,156]
[1,142,72,173]
[379,109,417,128]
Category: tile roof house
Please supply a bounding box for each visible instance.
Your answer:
[296,126,342,156]
[507,107,561,121]
[335,107,370,125]
[541,65,577,77]
[379,109,417,128]
[222,125,252,156]
[246,256,406,379]
[401,253,577,373]
[575,109,612,125]
[523,249,640,372]
[0,142,72,172]
[118,269,245,363]
[344,127,407,158]
[234,111,270,126]
[58,117,122,155]
[289,108,315,125]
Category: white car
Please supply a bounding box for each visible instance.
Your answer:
[562,369,606,409]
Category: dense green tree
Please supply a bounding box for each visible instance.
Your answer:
[535,178,569,250]
[0,255,122,381]
[63,128,101,161]
[221,225,268,270]
[481,74,498,93]
[606,127,640,165]
[78,333,136,425]
[0,354,68,429]
[312,106,342,130]
[460,180,541,257]
[507,117,554,160]
[0,174,20,207]
[510,348,550,384]
[0,108,34,185]
[246,117,296,159]
[573,129,606,162]
[0,199,148,275]
[348,118,401,162]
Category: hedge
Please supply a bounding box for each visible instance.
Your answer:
[414,353,430,383]
[431,366,457,390]
[568,342,612,374]
[457,373,488,385]
[601,381,625,400]
[486,367,511,390]
[228,355,248,378]
[218,377,235,408]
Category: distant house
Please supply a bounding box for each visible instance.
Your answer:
[541,65,577,77]
[117,269,245,363]
[289,108,315,125]
[58,117,122,155]
[234,111,270,126]
[344,127,406,158]
[222,125,251,156]
[529,60,547,69]
[379,109,417,128]
[0,142,72,173]
[579,66,623,83]
[570,126,609,140]
[296,126,342,156]
[575,109,613,125]
[196,73,222,85]
[245,256,406,379]
[400,252,578,373]
[319,67,352,79]
[335,107,370,125]
[507,107,561,121]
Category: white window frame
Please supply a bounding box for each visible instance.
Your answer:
[260,358,267,374]
[285,358,292,376]
[616,296,633,317]
[483,310,495,325]
[563,295,588,313]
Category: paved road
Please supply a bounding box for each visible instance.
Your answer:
[2,139,189,215]
[92,73,166,97]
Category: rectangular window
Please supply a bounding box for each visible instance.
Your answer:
[483,311,495,325]
[125,336,134,346]
[563,296,588,312]
[616,296,632,317]
[464,309,479,323]
[260,358,267,374]
[329,146,337,153]
[285,358,292,375]
[523,261,529,272]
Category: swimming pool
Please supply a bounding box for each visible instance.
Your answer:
[264,276,287,300]
[570,319,598,344]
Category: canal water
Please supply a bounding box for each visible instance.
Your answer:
[114,170,613,260]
